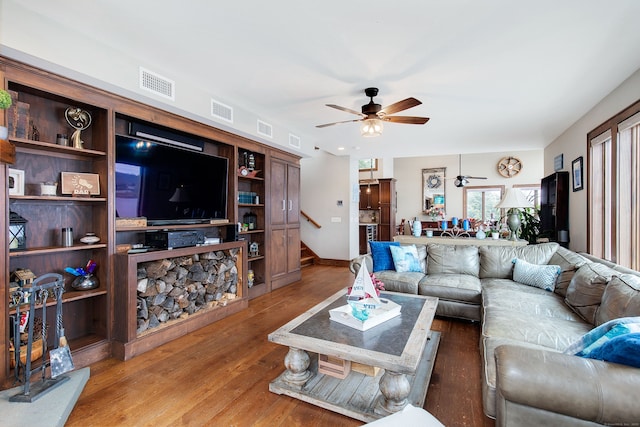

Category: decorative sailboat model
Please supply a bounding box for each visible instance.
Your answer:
[329,263,401,331]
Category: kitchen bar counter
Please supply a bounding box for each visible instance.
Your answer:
[394,235,529,247]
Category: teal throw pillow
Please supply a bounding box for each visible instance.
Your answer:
[512,258,561,292]
[565,317,640,368]
[389,244,422,273]
[369,241,400,272]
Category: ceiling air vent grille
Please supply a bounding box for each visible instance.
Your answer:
[257,120,273,138]
[139,67,175,100]
[210,99,234,123]
[289,133,301,149]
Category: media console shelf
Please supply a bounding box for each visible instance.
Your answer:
[113,241,248,360]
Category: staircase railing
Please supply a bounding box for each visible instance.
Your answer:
[301,210,321,229]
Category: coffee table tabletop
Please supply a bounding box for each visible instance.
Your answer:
[268,289,439,422]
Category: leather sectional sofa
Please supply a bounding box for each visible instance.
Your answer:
[349,242,640,426]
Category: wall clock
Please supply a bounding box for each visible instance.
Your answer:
[497,156,522,178]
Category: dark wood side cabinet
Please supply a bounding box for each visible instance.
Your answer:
[269,154,301,290]
[540,171,569,246]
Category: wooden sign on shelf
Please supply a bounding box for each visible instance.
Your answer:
[61,172,100,196]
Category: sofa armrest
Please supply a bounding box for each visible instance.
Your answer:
[495,344,640,426]
[349,254,373,275]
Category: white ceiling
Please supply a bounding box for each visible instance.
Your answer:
[8,0,640,159]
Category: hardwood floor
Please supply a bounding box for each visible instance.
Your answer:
[66,265,495,427]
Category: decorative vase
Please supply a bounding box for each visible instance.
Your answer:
[476,229,486,240]
[412,220,422,237]
[0,125,8,140]
[492,232,499,239]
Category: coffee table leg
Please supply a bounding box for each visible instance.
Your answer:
[283,347,313,388]
[375,370,411,415]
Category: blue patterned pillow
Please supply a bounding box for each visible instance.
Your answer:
[565,318,640,368]
[369,241,400,272]
[512,258,561,292]
[389,245,422,273]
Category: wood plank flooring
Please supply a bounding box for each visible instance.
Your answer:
[66,265,495,427]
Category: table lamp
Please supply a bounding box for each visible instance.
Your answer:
[495,188,533,241]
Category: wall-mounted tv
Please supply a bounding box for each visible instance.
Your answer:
[115,134,228,226]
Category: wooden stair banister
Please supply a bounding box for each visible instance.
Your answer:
[300,210,321,228]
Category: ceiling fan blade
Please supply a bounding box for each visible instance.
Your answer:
[379,97,421,115]
[381,116,430,125]
[466,176,487,180]
[315,119,362,128]
[325,104,365,117]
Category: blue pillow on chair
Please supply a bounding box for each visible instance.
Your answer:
[369,241,400,272]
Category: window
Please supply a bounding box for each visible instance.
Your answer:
[463,186,504,223]
[588,100,640,269]
[358,158,378,171]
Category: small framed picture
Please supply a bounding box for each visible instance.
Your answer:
[572,156,583,192]
[8,168,25,196]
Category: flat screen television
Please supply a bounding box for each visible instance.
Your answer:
[115,135,228,225]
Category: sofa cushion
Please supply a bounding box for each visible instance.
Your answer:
[482,279,584,322]
[369,241,400,272]
[478,243,559,279]
[389,244,422,273]
[512,258,561,292]
[426,244,479,276]
[419,273,482,304]
[372,270,422,294]
[565,262,617,324]
[482,305,591,351]
[596,274,640,325]
[549,246,589,297]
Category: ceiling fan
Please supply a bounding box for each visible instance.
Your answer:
[316,87,430,136]
[454,154,487,188]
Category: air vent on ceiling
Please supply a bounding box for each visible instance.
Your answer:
[289,133,301,149]
[139,67,175,100]
[210,98,234,123]
[257,120,273,138]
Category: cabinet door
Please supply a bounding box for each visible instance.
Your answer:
[287,227,301,274]
[270,227,287,278]
[286,163,300,225]
[270,160,287,226]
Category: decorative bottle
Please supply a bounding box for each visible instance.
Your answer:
[412,218,422,237]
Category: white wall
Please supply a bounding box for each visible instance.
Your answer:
[544,68,640,253]
[299,151,358,261]
[394,151,543,224]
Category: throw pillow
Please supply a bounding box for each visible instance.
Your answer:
[512,258,561,292]
[565,317,640,368]
[595,274,640,325]
[369,241,400,272]
[389,244,422,273]
[565,263,616,324]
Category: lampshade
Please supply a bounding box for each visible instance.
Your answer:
[496,188,532,209]
[169,185,190,203]
[361,119,383,137]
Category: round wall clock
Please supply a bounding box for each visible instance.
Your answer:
[427,174,442,189]
[497,156,522,178]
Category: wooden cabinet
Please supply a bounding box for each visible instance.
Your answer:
[269,156,301,289]
[377,178,396,242]
[2,63,112,378]
[540,171,569,246]
[359,183,379,210]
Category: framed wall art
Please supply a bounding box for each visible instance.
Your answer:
[572,156,583,192]
[422,167,446,213]
[8,168,25,196]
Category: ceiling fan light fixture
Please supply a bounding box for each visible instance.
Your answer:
[361,118,383,137]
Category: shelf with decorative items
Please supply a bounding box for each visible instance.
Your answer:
[236,145,267,299]
[2,63,112,378]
